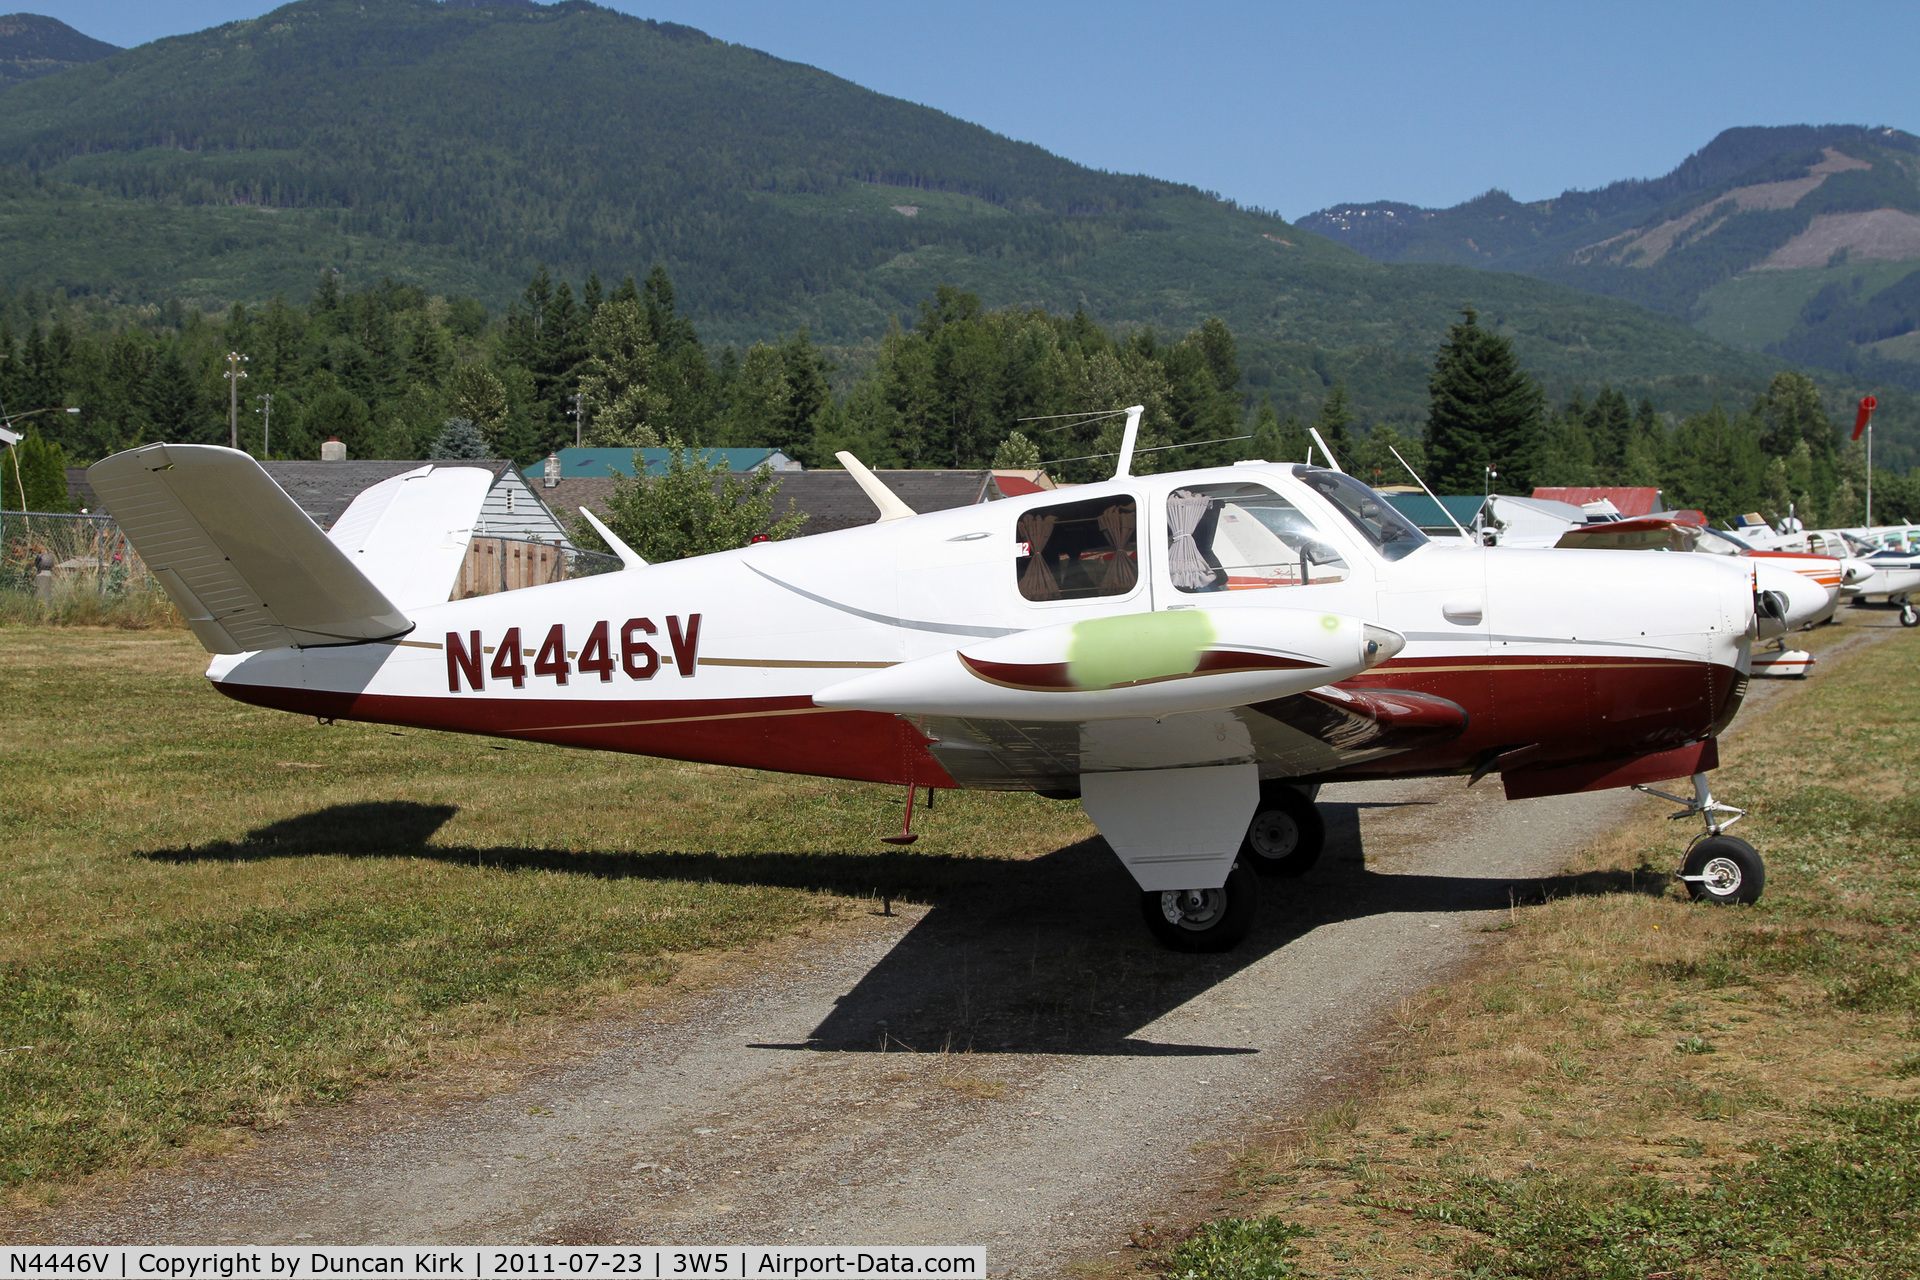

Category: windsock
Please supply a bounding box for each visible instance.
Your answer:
[1854,395,1877,442]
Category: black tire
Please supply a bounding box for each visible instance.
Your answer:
[1901,603,1918,628]
[1682,834,1765,905]
[1142,861,1258,952]
[1240,784,1325,877]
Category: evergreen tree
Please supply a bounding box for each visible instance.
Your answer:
[1311,382,1357,462]
[145,346,205,442]
[449,364,510,446]
[1248,396,1285,462]
[1,431,70,511]
[429,416,491,459]
[1585,385,1631,472]
[991,431,1041,470]
[577,299,668,447]
[1424,306,1543,493]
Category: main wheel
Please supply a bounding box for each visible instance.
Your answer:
[1901,602,1918,627]
[1142,861,1258,952]
[1240,784,1325,877]
[1681,834,1766,905]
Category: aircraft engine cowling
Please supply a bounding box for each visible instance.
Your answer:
[1751,558,1830,636]
[812,607,1404,722]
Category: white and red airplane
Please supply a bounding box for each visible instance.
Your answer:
[89,409,1773,951]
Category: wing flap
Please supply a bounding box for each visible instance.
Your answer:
[88,443,411,654]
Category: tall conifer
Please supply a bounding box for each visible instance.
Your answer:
[1424,306,1543,493]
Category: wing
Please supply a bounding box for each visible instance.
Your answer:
[922,685,1468,792]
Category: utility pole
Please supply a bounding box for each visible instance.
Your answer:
[224,352,249,451]
[571,390,585,447]
[256,392,273,460]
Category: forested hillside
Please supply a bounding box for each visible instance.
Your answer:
[1303,125,1920,391]
[0,14,116,88]
[0,0,1794,436]
[5,262,1909,531]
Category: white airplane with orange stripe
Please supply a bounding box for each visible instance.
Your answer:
[90,408,1778,950]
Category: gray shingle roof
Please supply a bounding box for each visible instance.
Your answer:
[540,470,1002,538]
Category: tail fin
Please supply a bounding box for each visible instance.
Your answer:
[88,443,411,654]
[325,462,495,609]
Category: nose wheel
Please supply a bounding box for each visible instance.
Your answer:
[1681,834,1766,904]
[1142,861,1258,952]
[1635,769,1766,906]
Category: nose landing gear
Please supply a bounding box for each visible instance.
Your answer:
[1634,770,1765,905]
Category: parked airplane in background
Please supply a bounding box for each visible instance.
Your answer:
[1734,518,1920,626]
[90,410,1773,951]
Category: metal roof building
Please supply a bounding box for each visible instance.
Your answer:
[543,469,1018,538]
[555,447,803,478]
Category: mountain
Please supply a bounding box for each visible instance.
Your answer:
[0,0,1802,434]
[0,13,117,88]
[1301,126,1920,389]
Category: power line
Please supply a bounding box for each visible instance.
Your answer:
[1043,433,1253,467]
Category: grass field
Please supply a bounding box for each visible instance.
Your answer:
[0,627,1095,1195]
[1155,615,1920,1278]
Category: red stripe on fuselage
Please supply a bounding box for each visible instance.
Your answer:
[211,681,957,788]
[214,650,1737,792]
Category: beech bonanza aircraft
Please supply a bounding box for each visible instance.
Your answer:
[90,409,1773,952]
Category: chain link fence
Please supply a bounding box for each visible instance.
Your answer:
[1,510,160,602]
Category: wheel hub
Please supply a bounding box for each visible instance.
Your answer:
[1247,810,1300,860]
[1159,887,1226,930]
[1700,855,1743,895]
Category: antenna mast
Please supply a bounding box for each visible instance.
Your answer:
[1113,405,1144,478]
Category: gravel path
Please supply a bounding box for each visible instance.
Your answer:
[23,624,1883,1275]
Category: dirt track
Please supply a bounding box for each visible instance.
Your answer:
[20,627,1881,1275]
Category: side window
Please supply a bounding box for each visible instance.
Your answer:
[1168,482,1350,593]
[1015,495,1138,602]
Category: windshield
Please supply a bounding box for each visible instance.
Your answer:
[1291,467,1429,561]
[1694,527,1754,556]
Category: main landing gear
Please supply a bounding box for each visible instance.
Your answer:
[1142,860,1259,953]
[1239,781,1326,877]
[1139,782,1327,952]
[1634,771,1765,905]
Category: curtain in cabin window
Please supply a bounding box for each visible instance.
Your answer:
[1098,502,1137,594]
[1017,511,1060,601]
[1167,489,1215,591]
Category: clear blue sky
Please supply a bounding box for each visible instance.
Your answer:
[33,0,1920,219]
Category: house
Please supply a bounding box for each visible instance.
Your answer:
[245,459,569,541]
[543,468,1028,538]
[555,447,803,478]
[1531,486,1663,517]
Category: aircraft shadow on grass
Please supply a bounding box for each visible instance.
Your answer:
[148,799,1669,1059]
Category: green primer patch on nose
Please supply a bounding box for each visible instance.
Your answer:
[1067,609,1216,689]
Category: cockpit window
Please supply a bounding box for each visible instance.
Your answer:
[1168,482,1350,592]
[1291,467,1429,561]
[1015,494,1138,601]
